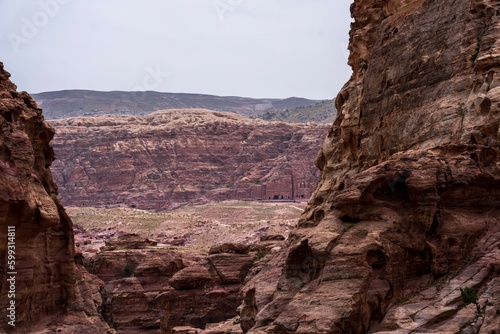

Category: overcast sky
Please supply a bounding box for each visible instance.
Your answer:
[0,0,352,100]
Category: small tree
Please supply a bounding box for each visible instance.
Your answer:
[460,287,480,314]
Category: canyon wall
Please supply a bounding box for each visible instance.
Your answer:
[3,0,500,332]
[239,0,500,333]
[81,235,261,333]
[49,111,327,211]
[0,63,110,333]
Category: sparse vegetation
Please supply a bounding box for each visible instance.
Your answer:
[67,201,305,251]
[456,103,466,116]
[121,264,135,277]
[470,37,481,63]
[460,286,478,305]
[460,286,481,315]
[254,252,266,260]
[256,100,336,124]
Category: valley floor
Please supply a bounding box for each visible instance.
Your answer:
[69,200,306,254]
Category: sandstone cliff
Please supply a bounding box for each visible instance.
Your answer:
[49,111,328,211]
[0,62,110,333]
[81,236,258,333]
[239,1,500,333]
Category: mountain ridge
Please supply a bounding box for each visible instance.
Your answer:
[32,89,324,120]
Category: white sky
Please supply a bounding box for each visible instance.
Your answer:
[0,0,352,99]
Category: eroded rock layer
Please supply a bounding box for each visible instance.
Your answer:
[81,234,267,334]
[49,111,327,211]
[0,63,110,333]
[240,1,500,333]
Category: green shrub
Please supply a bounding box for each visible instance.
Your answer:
[460,287,478,305]
[254,252,265,260]
[122,264,135,277]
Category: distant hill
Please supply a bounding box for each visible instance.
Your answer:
[254,99,337,124]
[32,90,321,120]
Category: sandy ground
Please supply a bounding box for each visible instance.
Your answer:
[69,200,307,252]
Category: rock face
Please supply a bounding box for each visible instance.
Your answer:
[0,62,110,333]
[239,1,500,333]
[83,239,256,333]
[49,111,327,211]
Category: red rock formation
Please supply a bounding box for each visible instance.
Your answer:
[48,111,327,211]
[238,1,500,333]
[0,62,110,333]
[83,239,255,333]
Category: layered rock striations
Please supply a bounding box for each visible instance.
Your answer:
[239,1,500,333]
[82,235,261,333]
[49,111,328,211]
[0,63,110,333]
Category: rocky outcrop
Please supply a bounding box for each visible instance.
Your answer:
[83,239,257,333]
[48,110,327,211]
[238,1,500,333]
[0,62,110,332]
[102,233,158,250]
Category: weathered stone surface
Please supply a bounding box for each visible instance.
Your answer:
[103,277,153,330]
[209,243,250,255]
[238,1,500,333]
[84,248,183,285]
[48,110,328,211]
[103,233,157,250]
[0,62,110,333]
[259,234,285,242]
[209,254,254,284]
[172,326,200,334]
[156,284,242,334]
[84,246,254,333]
[169,266,212,290]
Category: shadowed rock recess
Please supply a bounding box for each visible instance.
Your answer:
[0,63,111,333]
[239,0,500,333]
